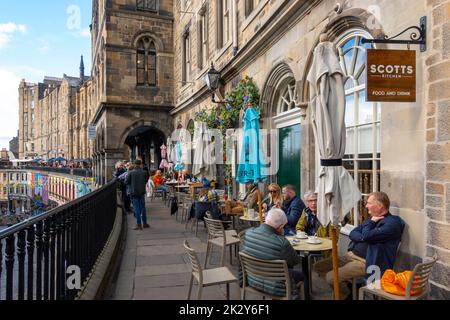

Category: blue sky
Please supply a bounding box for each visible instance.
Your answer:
[0,0,92,151]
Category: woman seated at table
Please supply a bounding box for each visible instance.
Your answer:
[262,183,283,212]
[152,170,169,194]
[225,183,259,215]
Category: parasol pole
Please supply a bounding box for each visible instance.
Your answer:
[257,188,263,224]
[331,226,340,300]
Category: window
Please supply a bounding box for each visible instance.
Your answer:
[181,0,192,11]
[223,0,230,45]
[182,31,191,84]
[198,9,208,69]
[277,79,298,114]
[31,100,34,109]
[217,0,231,48]
[136,37,157,86]
[137,0,158,12]
[245,0,259,17]
[337,31,379,226]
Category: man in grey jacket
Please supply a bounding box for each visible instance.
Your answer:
[126,159,150,230]
[241,208,303,298]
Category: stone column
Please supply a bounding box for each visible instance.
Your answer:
[104,149,124,183]
[425,0,450,299]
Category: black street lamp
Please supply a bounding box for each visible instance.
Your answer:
[204,62,225,104]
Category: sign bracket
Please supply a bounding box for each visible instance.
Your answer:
[362,16,427,52]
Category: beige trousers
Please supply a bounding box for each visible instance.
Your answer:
[313,251,366,298]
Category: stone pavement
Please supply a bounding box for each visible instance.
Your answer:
[109,197,333,300]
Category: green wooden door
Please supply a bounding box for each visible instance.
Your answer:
[277,124,301,196]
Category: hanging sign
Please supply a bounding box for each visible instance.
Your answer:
[366,49,416,102]
[88,125,97,140]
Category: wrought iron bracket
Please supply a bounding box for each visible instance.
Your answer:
[362,16,427,52]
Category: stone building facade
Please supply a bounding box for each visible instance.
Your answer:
[170,0,450,297]
[89,0,175,184]
[16,0,449,297]
[18,71,95,162]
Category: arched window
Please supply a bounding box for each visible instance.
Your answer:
[276,78,298,114]
[137,37,157,86]
[337,30,379,226]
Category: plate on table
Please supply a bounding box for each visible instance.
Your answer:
[289,239,300,245]
[306,238,322,244]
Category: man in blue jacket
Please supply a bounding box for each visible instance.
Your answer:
[314,192,404,299]
[281,185,306,235]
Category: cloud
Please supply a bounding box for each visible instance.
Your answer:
[0,69,21,149]
[36,38,51,55]
[72,27,91,39]
[0,22,27,50]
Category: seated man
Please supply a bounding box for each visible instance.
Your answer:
[296,190,337,238]
[281,185,306,236]
[225,183,259,215]
[190,178,221,220]
[313,192,405,300]
[241,208,303,299]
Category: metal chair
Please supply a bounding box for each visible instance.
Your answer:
[359,254,437,300]
[238,251,304,300]
[204,217,240,268]
[148,179,164,202]
[352,241,403,299]
[183,240,238,300]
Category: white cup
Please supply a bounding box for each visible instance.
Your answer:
[296,231,306,237]
[248,209,255,218]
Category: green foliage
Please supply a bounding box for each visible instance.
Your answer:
[194,75,261,133]
[194,76,261,188]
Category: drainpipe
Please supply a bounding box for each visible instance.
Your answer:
[232,0,238,55]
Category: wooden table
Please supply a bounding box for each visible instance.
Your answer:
[286,236,332,300]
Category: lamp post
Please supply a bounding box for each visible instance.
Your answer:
[204,63,225,104]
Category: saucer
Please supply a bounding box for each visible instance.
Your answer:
[289,239,300,245]
[306,239,322,244]
[295,234,308,239]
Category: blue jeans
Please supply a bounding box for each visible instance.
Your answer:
[158,185,169,193]
[131,195,147,225]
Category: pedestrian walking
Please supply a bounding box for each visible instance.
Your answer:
[126,159,150,230]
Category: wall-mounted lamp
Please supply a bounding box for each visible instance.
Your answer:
[204,63,225,104]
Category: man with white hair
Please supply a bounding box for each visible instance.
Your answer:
[240,208,303,299]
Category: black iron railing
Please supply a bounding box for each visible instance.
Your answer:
[0,180,117,300]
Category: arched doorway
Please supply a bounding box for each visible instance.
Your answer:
[124,126,166,172]
[261,64,303,196]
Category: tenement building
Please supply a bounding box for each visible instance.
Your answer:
[17,0,450,297]
[18,57,94,161]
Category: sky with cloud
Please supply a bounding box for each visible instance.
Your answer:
[0,0,92,151]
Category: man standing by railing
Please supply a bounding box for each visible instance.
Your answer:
[126,159,150,230]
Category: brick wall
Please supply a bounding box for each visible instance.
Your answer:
[425,0,450,299]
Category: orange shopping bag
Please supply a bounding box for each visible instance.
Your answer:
[381,269,422,296]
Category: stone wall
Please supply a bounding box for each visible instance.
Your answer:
[424,0,450,300]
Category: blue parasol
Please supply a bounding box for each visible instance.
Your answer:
[236,105,267,223]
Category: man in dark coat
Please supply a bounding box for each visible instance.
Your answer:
[241,208,303,299]
[126,159,150,230]
[314,192,405,299]
[281,185,306,236]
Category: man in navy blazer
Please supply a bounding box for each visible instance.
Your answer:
[349,192,405,276]
[281,185,306,235]
[314,191,404,299]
